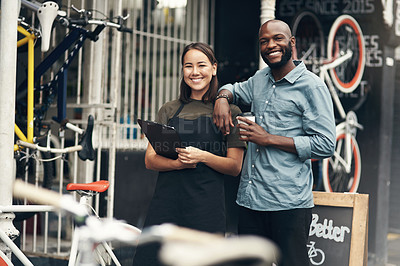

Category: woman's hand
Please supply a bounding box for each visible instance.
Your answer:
[177,146,245,176]
[176,146,206,165]
[174,156,197,169]
[145,144,196,171]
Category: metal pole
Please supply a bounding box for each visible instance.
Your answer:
[107,0,123,219]
[0,0,22,258]
[91,0,105,214]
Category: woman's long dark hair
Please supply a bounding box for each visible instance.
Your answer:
[179,42,219,103]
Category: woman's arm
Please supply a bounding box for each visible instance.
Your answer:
[145,144,197,172]
[176,147,245,176]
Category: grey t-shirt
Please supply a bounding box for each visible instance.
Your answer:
[156,99,246,149]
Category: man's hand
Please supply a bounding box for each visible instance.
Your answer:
[213,98,233,135]
[237,116,269,146]
[237,117,297,153]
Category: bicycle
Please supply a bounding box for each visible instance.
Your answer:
[65,180,141,266]
[307,241,325,265]
[292,13,365,193]
[0,0,132,263]
[15,0,133,188]
[12,180,280,266]
[1,180,141,266]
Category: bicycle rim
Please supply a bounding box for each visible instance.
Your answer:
[309,249,325,265]
[327,15,365,93]
[322,133,361,193]
[291,11,325,74]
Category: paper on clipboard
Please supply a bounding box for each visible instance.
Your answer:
[138,119,182,159]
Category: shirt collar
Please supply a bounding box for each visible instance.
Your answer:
[266,60,307,84]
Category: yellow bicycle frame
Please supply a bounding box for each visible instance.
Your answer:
[15,25,35,151]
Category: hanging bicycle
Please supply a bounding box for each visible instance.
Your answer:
[292,12,365,193]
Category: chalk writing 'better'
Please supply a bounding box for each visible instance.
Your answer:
[309,213,350,243]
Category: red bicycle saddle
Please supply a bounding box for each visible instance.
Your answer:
[66,180,109,193]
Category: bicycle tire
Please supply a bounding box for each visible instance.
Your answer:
[327,15,365,93]
[322,131,361,193]
[309,249,325,265]
[291,11,325,74]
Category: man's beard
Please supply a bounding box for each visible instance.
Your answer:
[263,46,292,69]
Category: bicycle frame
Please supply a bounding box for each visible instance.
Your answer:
[15,25,36,151]
[0,204,57,266]
[15,24,104,149]
[320,53,351,173]
[319,51,358,175]
[319,50,353,121]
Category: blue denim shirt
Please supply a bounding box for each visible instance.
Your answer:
[221,61,336,211]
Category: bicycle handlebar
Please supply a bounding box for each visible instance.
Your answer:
[13,180,139,242]
[141,224,280,266]
[17,140,82,153]
[21,0,133,36]
[58,5,133,34]
[16,115,95,160]
[65,122,84,135]
[13,179,87,217]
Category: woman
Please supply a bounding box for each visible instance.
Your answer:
[133,42,245,266]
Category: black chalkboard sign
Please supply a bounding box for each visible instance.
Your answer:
[309,192,369,266]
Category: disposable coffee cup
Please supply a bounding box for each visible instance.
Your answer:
[237,112,255,131]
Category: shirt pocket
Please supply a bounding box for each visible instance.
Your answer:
[265,99,302,136]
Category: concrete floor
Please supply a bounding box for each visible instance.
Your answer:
[387,233,400,266]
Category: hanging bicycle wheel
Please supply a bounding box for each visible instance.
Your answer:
[327,15,365,93]
[322,132,361,193]
[291,11,325,74]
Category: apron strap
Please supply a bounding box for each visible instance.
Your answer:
[172,102,185,119]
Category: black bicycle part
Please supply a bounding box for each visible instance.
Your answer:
[78,115,95,161]
[16,24,106,124]
[291,10,325,74]
[117,16,133,33]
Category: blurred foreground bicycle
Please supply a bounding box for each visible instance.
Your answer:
[11,180,280,266]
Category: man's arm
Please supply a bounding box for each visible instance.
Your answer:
[213,89,234,135]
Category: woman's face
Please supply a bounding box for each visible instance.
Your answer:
[183,49,217,100]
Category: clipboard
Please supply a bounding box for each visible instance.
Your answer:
[138,119,182,159]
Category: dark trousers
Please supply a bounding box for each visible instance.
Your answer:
[238,206,312,266]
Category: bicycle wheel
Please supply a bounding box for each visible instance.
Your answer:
[291,11,325,74]
[309,249,325,265]
[322,131,361,193]
[327,15,365,93]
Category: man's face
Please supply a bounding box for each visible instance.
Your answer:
[259,22,294,69]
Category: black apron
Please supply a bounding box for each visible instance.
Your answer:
[143,102,227,233]
[133,103,227,266]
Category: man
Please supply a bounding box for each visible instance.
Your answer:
[213,20,336,266]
